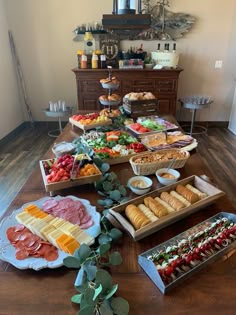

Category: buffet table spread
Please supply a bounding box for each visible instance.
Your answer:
[0,115,236,315]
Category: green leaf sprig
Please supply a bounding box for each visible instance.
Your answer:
[95,172,130,208]
[63,216,129,315]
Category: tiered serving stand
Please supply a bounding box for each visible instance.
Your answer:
[99,67,121,112]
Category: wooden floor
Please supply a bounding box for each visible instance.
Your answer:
[0,123,236,218]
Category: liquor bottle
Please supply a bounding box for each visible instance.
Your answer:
[80,52,87,69]
[164,43,170,52]
[92,53,98,69]
[83,32,95,55]
[100,55,107,69]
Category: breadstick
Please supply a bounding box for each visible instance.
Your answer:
[125,204,150,230]
[186,184,208,199]
[160,192,185,211]
[170,191,191,207]
[154,197,175,213]
[138,204,158,222]
[176,184,200,204]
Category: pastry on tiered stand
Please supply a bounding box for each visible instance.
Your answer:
[100,77,120,89]
[99,72,121,112]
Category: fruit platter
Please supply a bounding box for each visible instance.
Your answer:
[39,153,102,194]
[141,131,198,152]
[138,212,236,294]
[126,116,178,137]
[69,112,112,131]
[81,130,147,165]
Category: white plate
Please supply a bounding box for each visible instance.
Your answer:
[0,195,101,270]
[179,139,198,152]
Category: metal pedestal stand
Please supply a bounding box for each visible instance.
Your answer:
[180,101,212,137]
[43,107,73,137]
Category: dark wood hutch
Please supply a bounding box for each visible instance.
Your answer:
[72,68,183,115]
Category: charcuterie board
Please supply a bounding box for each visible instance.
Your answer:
[0,196,101,270]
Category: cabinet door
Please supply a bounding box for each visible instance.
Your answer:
[158,97,176,115]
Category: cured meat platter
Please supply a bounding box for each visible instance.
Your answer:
[138,212,236,294]
[141,131,198,152]
[0,196,101,270]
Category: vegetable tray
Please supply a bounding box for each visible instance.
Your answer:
[108,175,225,241]
[138,212,236,294]
[81,130,148,165]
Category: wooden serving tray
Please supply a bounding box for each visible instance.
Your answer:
[102,153,137,165]
[39,160,102,196]
[108,175,225,241]
[69,117,112,131]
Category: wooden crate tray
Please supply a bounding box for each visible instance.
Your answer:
[123,98,159,118]
[69,117,112,131]
[108,175,225,241]
[39,159,102,195]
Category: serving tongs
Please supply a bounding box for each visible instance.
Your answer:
[70,153,93,180]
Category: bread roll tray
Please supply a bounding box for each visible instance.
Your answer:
[138,211,236,294]
[108,175,225,240]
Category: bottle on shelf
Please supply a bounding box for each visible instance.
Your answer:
[164,43,170,52]
[80,52,87,69]
[173,43,177,52]
[92,53,98,69]
[100,54,107,69]
[83,31,95,55]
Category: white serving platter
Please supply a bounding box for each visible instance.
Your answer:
[0,195,101,270]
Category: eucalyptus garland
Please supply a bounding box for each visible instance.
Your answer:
[63,215,129,315]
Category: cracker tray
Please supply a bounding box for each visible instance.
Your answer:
[129,149,190,175]
[138,211,236,294]
[108,175,225,240]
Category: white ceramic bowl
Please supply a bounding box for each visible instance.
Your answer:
[52,141,76,157]
[127,176,153,195]
[155,168,180,186]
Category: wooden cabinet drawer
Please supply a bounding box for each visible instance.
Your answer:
[156,80,177,92]
[81,81,101,93]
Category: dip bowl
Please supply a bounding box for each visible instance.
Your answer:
[155,168,180,186]
[127,176,153,195]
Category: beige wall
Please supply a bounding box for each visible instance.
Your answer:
[2,0,236,133]
[0,0,24,140]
